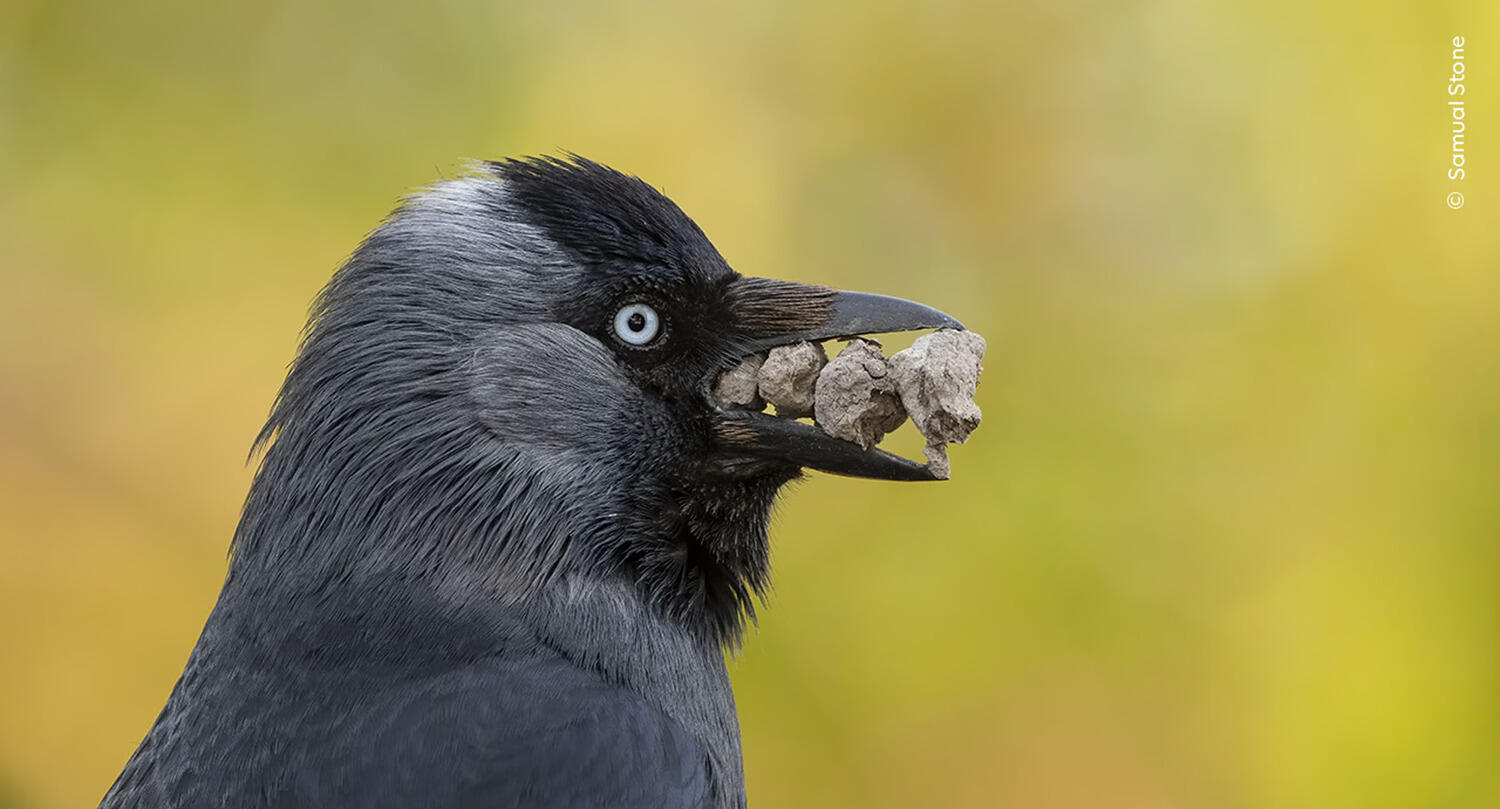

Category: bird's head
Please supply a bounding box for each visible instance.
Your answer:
[233,156,960,645]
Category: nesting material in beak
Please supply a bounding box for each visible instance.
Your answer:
[815,339,906,450]
[890,330,987,479]
[714,328,986,479]
[712,353,766,411]
[758,342,828,418]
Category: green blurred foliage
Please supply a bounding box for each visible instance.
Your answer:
[1,0,1497,807]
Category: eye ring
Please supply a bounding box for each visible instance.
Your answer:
[612,302,661,346]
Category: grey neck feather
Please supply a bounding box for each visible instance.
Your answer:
[518,577,746,809]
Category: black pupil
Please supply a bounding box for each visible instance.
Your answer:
[627,312,647,332]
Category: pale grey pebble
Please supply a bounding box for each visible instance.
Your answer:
[888,329,986,480]
[712,352,765,410]
[757,341,826,418]
[813,339,907,449]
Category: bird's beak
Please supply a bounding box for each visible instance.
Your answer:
[710,277,964,482]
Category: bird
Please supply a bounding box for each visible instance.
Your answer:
[99,155,963,809]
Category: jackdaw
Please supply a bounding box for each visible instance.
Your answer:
[99,156,963,809]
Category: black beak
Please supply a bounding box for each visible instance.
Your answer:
[710,277,964,482]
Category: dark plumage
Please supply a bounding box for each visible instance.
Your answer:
[100,156,961,809]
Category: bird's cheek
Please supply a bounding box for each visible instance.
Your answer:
[468,323,648,460]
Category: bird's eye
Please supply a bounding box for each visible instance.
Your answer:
[612,303,661,346]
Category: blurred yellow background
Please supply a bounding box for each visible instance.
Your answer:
[2,1,1497,807]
